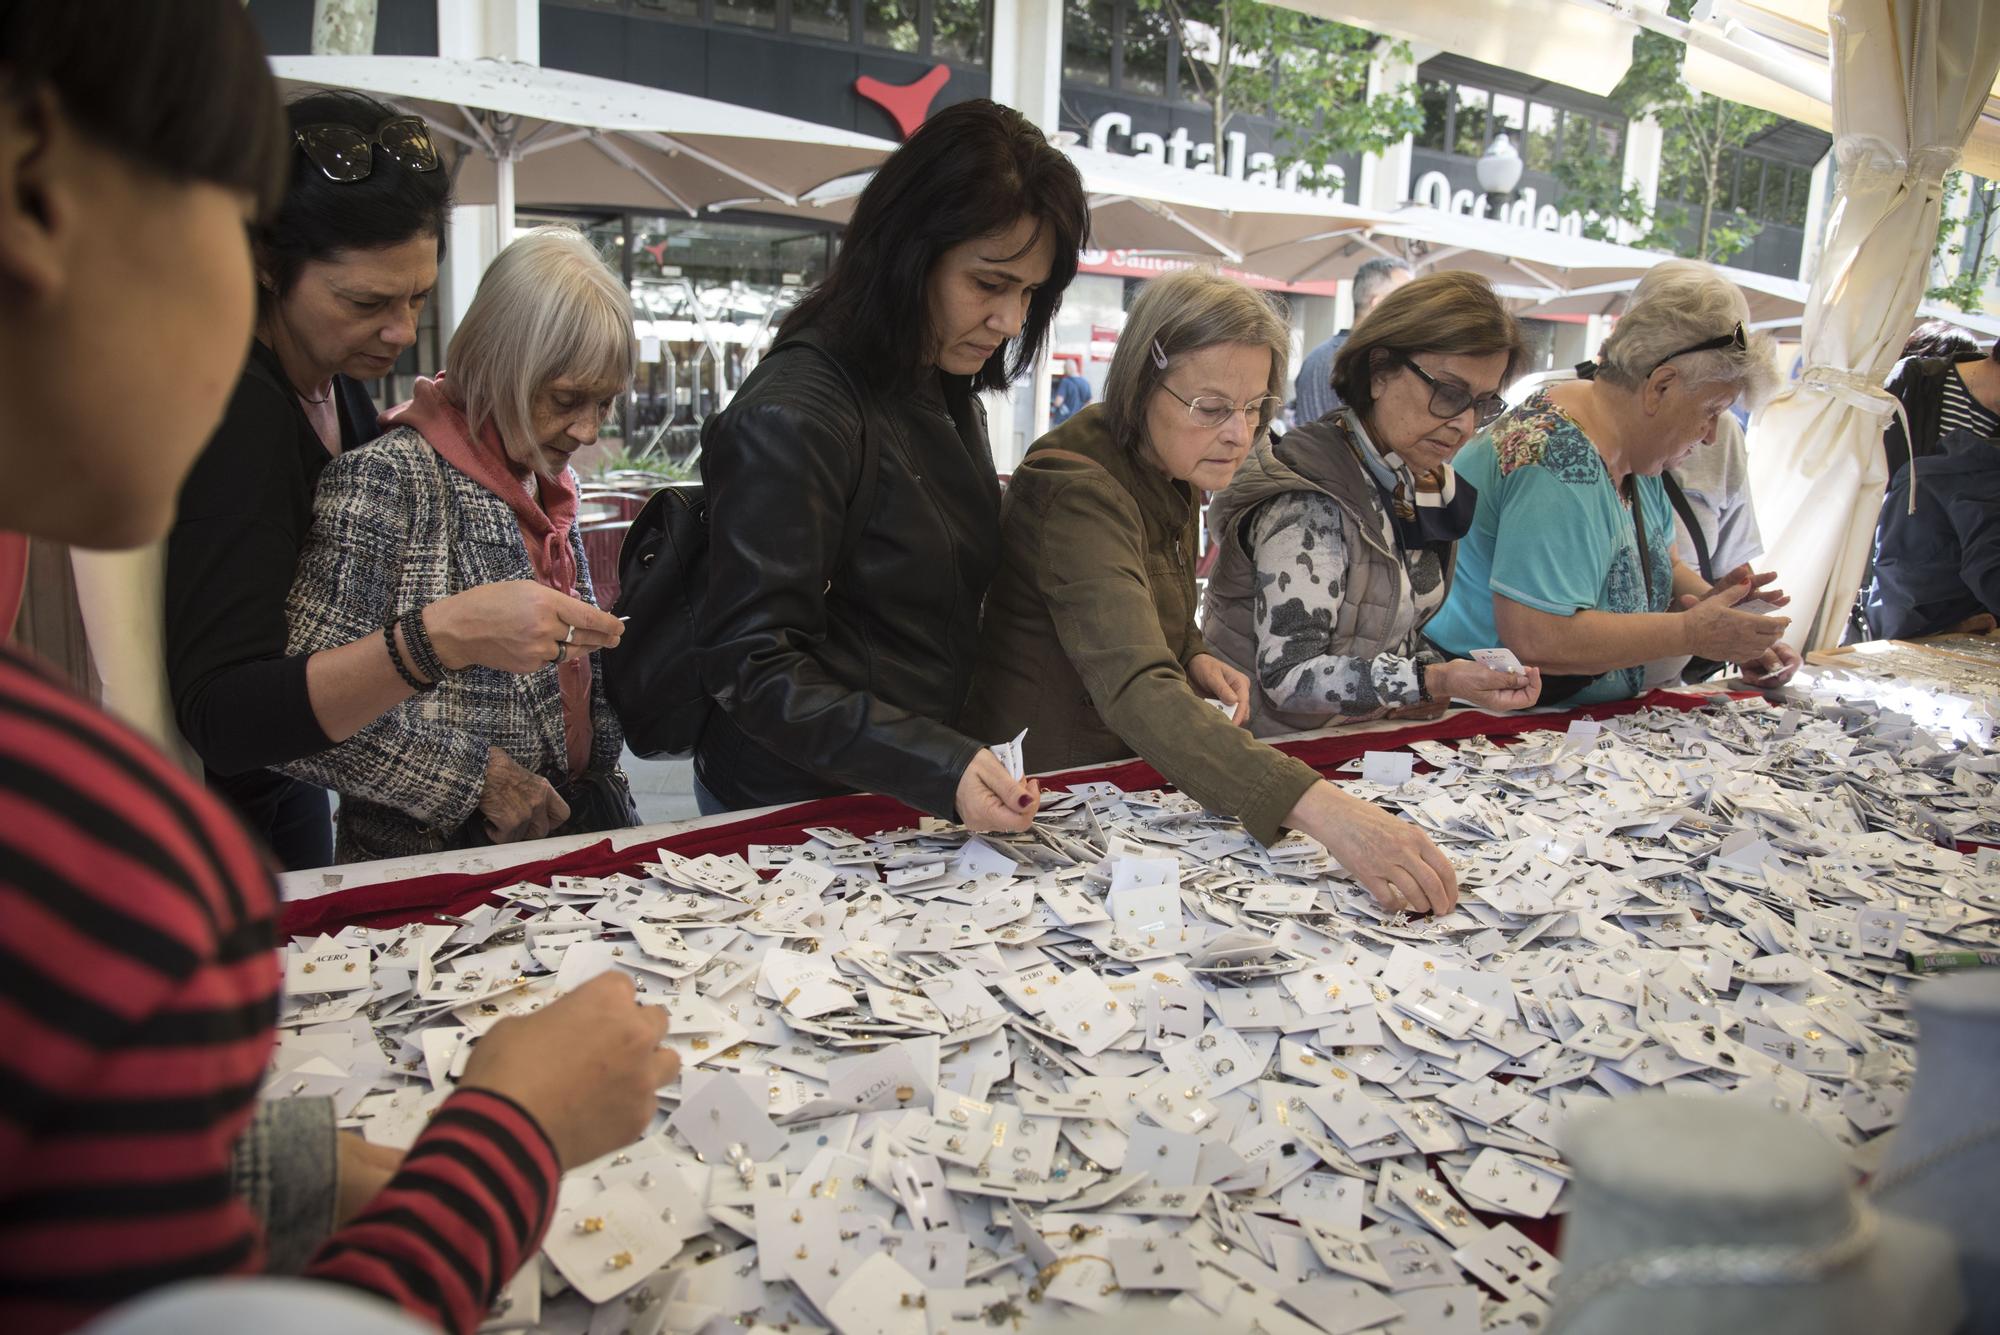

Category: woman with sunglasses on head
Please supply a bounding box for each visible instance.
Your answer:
[165,91,618,870]
[1425,258,1798,705]
[1203,272,1542,734]
[968,271,1459,918]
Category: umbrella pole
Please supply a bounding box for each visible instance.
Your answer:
[494,153,515,255]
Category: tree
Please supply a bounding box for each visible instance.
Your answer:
[1134,0,1421,195]
[1927,171,2000,314]
[309,0,377,56]
[1552,0,1774,264]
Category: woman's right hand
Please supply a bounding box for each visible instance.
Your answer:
[1286,780,1458,916]
[459,972,680,1171]
[955,750,1039,833]
[1428,660,1543,712]
[426,581,624,676]
[480,747,570,843]
[1681,580,1788,662]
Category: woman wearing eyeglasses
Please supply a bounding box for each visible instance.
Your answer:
[1202,271,1541,734]
[165,91,618,869]
[969,270,1460,917]
[1425,258,1798,705]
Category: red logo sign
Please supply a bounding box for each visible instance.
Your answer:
[855,64,951,140]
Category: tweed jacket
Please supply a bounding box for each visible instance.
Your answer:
[280,428,623,863]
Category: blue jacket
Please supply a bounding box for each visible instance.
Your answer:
[1865,427,2000,640]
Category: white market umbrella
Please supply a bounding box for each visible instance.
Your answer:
[1508,267,1812,328]
[271,56,900,250]
[1061,144,1404,269]
[1741,0,2000,650]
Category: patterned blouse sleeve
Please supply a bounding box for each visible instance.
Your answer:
[1247,491,1427,718]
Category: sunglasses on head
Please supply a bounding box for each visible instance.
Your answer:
[293,116,440,183]
[1649,322,1747,377]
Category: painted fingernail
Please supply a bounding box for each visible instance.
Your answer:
[1017,795,1032,808]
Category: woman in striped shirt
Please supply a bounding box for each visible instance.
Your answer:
[0,4,677,1331]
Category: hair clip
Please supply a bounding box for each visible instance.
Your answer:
[1151,338,1169,370]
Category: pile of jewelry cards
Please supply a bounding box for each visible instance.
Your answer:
[1802,645,2000,747]
[270,692,2000,1335]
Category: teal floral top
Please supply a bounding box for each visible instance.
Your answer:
[1426,391,1674,704]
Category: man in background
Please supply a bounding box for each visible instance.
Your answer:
[1292,257,1413,424]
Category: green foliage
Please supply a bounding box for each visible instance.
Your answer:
[1550,1,1773,264]
[1927,171,2000,315]
[1133,0,1420,189]
[582,442,696,484]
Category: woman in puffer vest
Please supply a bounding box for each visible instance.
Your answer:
[1202,271,1542,734]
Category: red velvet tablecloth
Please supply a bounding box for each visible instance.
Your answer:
[280,689,1715,936]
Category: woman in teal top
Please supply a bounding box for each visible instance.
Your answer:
[1426,259,1802,703]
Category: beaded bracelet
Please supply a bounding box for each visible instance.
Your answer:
[383,621,434,692]
[401,607,449,683]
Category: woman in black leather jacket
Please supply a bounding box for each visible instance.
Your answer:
[695,99,1088,830]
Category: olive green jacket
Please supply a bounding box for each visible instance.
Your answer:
[965,405,1320,846]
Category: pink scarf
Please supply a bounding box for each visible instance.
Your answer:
[384,375,592,777]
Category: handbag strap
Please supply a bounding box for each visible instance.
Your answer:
[1662,469,1713,585]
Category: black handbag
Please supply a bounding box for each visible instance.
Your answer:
[602,335,881,759]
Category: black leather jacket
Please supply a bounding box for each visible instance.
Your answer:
[694,332,1002,817]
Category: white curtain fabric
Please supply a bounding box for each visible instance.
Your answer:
[1746,0,2000,649]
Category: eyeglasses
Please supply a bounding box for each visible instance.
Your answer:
[1156,381,1283,431]
[293,116,441,183]
[1649,322,1747,376]
[1399,355,1508,429]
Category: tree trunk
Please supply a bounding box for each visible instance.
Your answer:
[1213,1,1231,163]
[312,0,377,56]
[1697,97,1723,260]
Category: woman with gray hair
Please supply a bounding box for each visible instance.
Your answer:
[281,226,634,861]
[969,270,1459,917]
[1427,258,1800,703]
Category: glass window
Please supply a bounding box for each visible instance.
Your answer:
[1596,120,1622,159]
[634,0,700,18]
[1716,149,1742,211]
[1122,1,1173,97]
[932,0,988,64]
[714,0,776,28]
[1452,86,1490,158]
[1783,166,1812,227]
[1063,0,1112,87]
[864,0,918,50]
[1523,102,1558,171]
[792,0,852,40]
[1490,92,1525,140]
[1415,77,1452,152]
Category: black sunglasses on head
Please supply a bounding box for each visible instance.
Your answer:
[293,116,440,183]
[1399,355,1508,429]
[1649,322,1747,376]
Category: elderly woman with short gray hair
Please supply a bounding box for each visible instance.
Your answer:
[1426,258,1800,704]
[281,226,635,862]
[968,269,1460,917]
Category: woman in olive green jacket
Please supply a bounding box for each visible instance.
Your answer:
[967,270,1458,916]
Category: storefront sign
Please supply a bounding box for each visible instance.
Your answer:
[1406,170,1588,237]
[1088,111,1346,200]
[1077,248,1341,298]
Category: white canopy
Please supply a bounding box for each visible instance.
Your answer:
[1267,0,1643,98]
[1657,0,2000,180]
[271,56,899,249]
[1745,0,2000,649]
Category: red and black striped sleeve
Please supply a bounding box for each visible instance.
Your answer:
[0,649,281,1334]
[303,1088,560,1335]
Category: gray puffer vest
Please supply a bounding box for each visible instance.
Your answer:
[1202,415,1456,736]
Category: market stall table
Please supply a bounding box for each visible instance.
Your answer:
[270,684,1999,1332]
